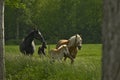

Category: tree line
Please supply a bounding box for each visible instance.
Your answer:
[5,0,102,44]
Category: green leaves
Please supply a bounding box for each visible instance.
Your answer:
[5,0,26,9]
[5,0,102,44]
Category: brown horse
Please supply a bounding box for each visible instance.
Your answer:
[56,34,82,62]
[50,45,74,64]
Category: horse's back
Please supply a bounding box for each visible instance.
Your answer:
[56,40,69,49]
[49,49,58,55]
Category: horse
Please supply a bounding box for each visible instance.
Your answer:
[38,42,47,56]
[19,29,46,55]
[56,34,82,62]
[49,45,74,64]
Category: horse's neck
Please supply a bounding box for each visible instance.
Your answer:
[68,45,77,54]
[69,46,77,50]
[68,43,74,48]
[68,40,77,48]
[24,34,34,44]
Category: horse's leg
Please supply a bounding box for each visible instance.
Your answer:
[58,58,62,63]
[28,53,33,56]
[52,58,55,63]
[67,55,74,64]
[64,56,67,61]
[50,56,55,63]
[42,50,46,56]
[23,51,26,55]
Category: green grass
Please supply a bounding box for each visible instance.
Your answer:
[5,44,102,80]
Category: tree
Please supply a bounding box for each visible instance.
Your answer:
[0,0,5,80]
[5,0,32,44]
[102,0,120,80]
[5,0,102,44]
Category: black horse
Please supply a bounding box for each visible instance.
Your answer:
[38,42,47,56]
[19,29,46,55]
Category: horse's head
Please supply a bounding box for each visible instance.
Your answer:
[68,34,82,50]
[75,34,82,50]
[33,28,45,42]
[42,41,47,49]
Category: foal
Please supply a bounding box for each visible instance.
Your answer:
[38,42,47,56]
[49,45,74,64]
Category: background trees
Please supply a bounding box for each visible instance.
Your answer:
[5,0,102,44]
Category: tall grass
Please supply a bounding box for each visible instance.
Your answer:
[5,44,101,80]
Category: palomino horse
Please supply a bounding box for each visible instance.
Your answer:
[50,45,74,64]
[19,29,46,55]
[56,34,82,61]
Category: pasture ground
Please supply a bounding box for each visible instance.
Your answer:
[5,44,101,80]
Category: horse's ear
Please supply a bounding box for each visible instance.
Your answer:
[33,27,36,31]
[32,24,38,31]
[76,34,82,37]
[76,34,78,37]
[79,34,82,37]
[33,27,38,31]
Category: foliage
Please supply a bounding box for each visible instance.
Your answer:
[5,0,102,44]
[5,44,101,80]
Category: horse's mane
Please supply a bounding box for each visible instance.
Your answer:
[24,31,34,40]
[51,45,66,52]
[57,45,67,50]
[68,34,82,47]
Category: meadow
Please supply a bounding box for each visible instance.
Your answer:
[5,44,102,80]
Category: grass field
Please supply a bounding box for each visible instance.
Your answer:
[5,44,102,80]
